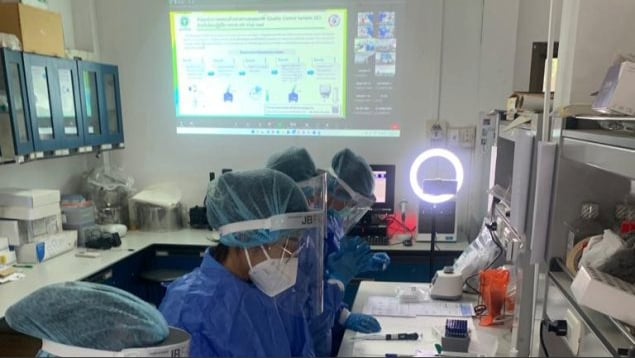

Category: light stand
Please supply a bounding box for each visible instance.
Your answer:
[421,179,458,280]
[409,148,463,281]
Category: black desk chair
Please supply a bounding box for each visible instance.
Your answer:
[140,268,190,306]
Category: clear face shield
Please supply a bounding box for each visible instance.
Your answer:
[327,171,375,236]
[39,327,191,357]
[218,210,325,317]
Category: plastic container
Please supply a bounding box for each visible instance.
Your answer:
[137,203,182,232]
[566,202,604,253]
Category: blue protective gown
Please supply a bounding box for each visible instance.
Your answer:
[159,251,314,357]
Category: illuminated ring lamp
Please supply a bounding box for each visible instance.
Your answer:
[409,148,464,204]
[409,148,463,281]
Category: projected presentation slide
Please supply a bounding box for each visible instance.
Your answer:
[169,0,406,138]
[171,10,347,118]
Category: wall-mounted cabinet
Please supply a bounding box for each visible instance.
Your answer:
[0,49,124,164]
[78,61,124,147]
[0,48,34,161]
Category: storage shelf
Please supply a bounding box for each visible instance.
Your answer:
[549,259,635,352]
[576,115,635,122]
[561,130,635,179]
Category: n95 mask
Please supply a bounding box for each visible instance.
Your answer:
[245,247,299,297]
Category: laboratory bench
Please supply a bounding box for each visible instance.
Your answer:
[337,281,514,357]
[0,229,467,357]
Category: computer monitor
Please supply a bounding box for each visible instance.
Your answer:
[369,164,395,213]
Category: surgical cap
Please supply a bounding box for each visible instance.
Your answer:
[5,281,169,351]
[331,148,375,199]
[205,168,310,248]
[266,147,317,182]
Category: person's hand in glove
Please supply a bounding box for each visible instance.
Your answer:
[363,252,391,272]
[327,237,372,286]
[344,313,381,333]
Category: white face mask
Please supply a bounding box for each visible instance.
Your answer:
[245,246,299,297]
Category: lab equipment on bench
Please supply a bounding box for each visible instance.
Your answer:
[441,319,470,353]
[430,266,464,301]
[353,332,419,341]
[130,184,184,232]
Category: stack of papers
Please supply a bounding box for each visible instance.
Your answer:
[363,296,475,318]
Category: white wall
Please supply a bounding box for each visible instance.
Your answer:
[513,0,562,92]
[93,0,529,238]
[556,0,635,106]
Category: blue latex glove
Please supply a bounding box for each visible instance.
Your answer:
[327,237,372,286]
[363,252,391,272]
[345,313,381,333]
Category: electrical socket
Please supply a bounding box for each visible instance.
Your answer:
[565,309,584,355]
[426,120,446,142]
[458,126,476,148]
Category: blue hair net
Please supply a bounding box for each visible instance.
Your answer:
[205,168,310,248]
[5,281,169,351]
[331,148,375,200]
[266,146,317,182]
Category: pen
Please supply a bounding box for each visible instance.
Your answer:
[13,264,33,268]
[354,332,419,341]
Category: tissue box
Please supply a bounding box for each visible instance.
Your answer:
[0,3,64,57]
[0,188,60,208]
[0,213,62,246]
[592,61,635,116]
[14,230,76,264]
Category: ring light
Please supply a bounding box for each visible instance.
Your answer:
[409,148,463,204]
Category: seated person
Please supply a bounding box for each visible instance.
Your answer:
[5,281,179,357]
[159,168,319,357]
[267,147,391,356]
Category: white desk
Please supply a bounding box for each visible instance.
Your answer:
[337,281,514,357]
[0,229,216,319]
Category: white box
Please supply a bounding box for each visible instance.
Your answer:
[0,214,62,246]
[0,203,60,220]
[0,188,60,208]
[592,61,635,116]
[14,230,77,264]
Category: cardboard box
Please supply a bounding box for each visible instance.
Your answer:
[0,3,64,57]
[0,0,48,10]
[593,61,635,116]
[0,188,60,208]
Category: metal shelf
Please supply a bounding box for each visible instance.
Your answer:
[561,130,635,179]
[548,259,635,354]
[576,115,635,122]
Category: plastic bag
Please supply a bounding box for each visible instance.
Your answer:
[454,222,501,280]
[82,167,135,226]
[479,268,510,326]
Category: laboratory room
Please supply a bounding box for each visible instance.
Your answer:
[1,0,635,357]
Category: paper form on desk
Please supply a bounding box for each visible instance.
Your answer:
[363,296,475,317]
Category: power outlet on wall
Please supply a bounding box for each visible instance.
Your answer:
[447,126,476,148]
[426,120,447,142]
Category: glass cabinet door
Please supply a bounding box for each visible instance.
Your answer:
[104,73,119,135]
[7,63,29,145]
[52,58,83,149]
[59,68,80,137]
[30,65,55,142]
[79,63,106,147]
[1,49,33,156]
